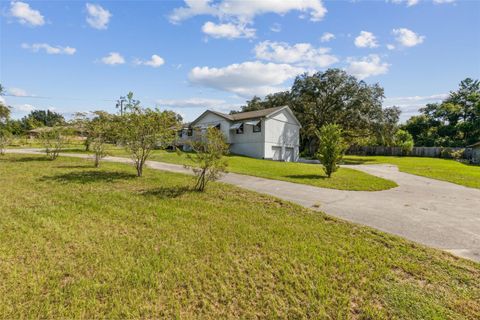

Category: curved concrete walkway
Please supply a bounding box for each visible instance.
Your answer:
[6,149,480,262]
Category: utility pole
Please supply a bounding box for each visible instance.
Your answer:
[116,96,126,115]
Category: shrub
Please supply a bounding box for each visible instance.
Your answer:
[393,129,414,155]
[0,129,12,155]
[39,127,68,160]
[316,124,346,178]
[186,127,229,191]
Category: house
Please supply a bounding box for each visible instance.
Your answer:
[467,141,480,164]
[178,106,301,162]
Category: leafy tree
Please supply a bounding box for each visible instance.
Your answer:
[404,78,480,146]
[87,111,113,167]
[0,84,10,124]
[393,129,414,155]
[23,110,65,127]
[117,94,180,177]
[0,129,12,155]
[39,127,69,160]
[316,124,346,178]
[186,127,229,191]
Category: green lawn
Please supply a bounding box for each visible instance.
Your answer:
[0,154,478,318]
[344,155,480,189]
[58,146,397,191]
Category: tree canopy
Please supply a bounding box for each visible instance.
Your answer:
[404,78,480,146]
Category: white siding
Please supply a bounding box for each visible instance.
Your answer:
[229,119,265,159]
[263,109,300,161]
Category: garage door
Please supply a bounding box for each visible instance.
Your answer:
[284,147,294,162]
[272,146,282,161]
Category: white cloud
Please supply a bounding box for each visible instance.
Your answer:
[270,23,281,32]
[389,0,420,7]
[101,52,125,65]
[346,54,390,80]
[433,0,456,4]
[9,1,45,26]
[354,31,379,48]
[202,21,255,39]
[169,0,327,23]
[134,54,165,68]
[189,61,304,97]
[385,93,448,120]
[157,98,227,109]
[21,43,76,55]
[86,3,111,29]
[392,28,425,47]
[320,32,335,42]
[7,87,28,97]
[0,96,6,105]
[254,41,338,68]
[386,44,396,50]
[14,104,35,112]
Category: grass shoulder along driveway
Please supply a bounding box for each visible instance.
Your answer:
[59,147,397,191]
[344,155,480,189]
[0,154,478,318]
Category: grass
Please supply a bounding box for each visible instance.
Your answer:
[344,155,480,189]
[0,154,479,318]
[57,145,397,191]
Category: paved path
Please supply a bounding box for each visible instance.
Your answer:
[7,149,480,262]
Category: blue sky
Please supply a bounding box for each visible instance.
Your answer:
[1,0,479,122]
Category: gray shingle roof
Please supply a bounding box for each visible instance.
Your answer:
[209,106,287,122]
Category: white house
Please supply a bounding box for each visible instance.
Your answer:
[178,106,301,162]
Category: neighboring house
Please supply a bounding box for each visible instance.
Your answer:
[178,106,301,162]
[467,141,480,164]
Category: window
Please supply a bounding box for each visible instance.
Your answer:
[236,123,244,134]
[253,121,261,133]
[215,123,221,130]
[187,128,193,136]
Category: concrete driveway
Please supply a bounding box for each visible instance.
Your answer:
[7,149,480,262]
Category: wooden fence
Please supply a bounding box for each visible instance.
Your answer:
[346,146,473,159]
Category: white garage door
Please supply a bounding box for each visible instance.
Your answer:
[284,147,294,162]
[272,146,282,161]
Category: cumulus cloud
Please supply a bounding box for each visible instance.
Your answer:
[134,54,165,68]
[86,3,111,29]
[189,61,304,97]
[354,31,379,48]
[9,1,45,26]
[386,44,395,50]
[14,103,35,112]
[270,23,281,32]
[320,32,335,42]
[345,54,390,80]
[389,0,420,7]
[385,93,449,120]
[7,87,28,97]
[169,0,327,23]
[392,28,425,47]
[157,98,227,109]
[101,52,125,65]
[202,21,255,39]
[433,0,456,4]
[254,41,338,68]
[21,43,76,55]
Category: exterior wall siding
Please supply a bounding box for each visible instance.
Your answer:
[263,111,300,161]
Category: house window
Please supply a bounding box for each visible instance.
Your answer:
[236,123,244,134]
[187,128,193,136]
[215,123,221,130]
[253,121,261,133]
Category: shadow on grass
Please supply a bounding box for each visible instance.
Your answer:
[8,156,51,162]
[41,170,137,184]
[55,164,93,169]
[341,158,378,165]
[141,186,192,199]
[285,174,327,180]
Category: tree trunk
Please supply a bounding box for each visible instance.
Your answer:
[94,154,100,167]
